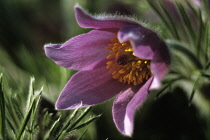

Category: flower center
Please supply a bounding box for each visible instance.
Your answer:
[106,37,152,85]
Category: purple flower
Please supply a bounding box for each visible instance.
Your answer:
[44,5,170,136]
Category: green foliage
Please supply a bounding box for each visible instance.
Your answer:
[147,0,176,38]
[148,0,210,104]
[0,74,6,140]
[0,75,100,140]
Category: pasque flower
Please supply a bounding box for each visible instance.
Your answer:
[44,5,170,136]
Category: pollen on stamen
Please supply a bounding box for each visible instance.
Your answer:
[106,61,113,65]
[106,37,152,85]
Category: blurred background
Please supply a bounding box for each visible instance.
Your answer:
[0,0,210,139]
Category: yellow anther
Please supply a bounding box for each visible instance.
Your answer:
[137,60,141,64]
[106,54,115,59]
[106,37,152,85]
[122,43,128,46]
[112,71,117,75]
[106,65,111,69]
[118,69,125,74]
[106,61,113,65]
[125,48,133,52]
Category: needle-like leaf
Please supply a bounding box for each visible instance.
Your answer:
[157,0,180,40]
[0,74,6,140]
[189,77,200,105]
[147,0,175,38]
[166,40,203,69]
[175,1,196,42]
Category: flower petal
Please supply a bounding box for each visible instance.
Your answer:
[112,77,153,136]
[150,49,170,89]
[75,5,138,29]
[118,24,170,89]
[44,30,115,71]
[56,60,129,110]
[118,24,160,60]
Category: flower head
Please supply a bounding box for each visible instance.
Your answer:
[44,5,170,136]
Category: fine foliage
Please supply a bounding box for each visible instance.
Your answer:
[0,75,100,140]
